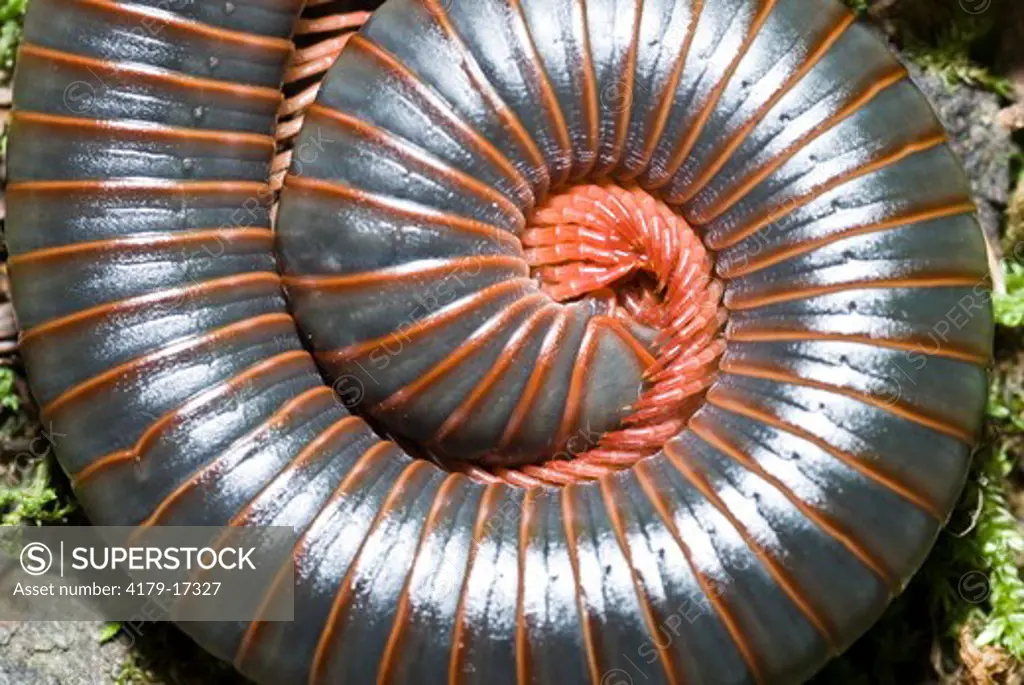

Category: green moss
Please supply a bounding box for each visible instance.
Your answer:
[957,379,1024,659]
[0,455,76,526]
[0,367,19,412]
[113,652,156,685]
[1007,155,1024,254]
[909,266,1024,665]
[841,0,870,16]
[99,621,123,646]
[905,44,1013,98]
[818,257,1024,683]
[994,262,1024,328]
[967,454,1024,657]
[0,0,25,78]
[0,363,78,527]
[844,0,1013,98]
[893,275,1024,668]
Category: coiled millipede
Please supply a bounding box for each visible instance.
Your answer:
[4,0,994,682]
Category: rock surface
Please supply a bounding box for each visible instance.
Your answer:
[0,621,128,685]
[907,63,1014,251]
[0,616,245,685]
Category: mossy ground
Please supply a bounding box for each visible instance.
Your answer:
[0,0,24,78]
[0,0,1022,683]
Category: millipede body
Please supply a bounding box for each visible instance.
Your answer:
[5,0,993,683]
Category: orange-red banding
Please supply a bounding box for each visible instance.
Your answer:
[284,256,527,291]
[594,0,642,175]
[718,361,975,443]
[73,0,294,52]
[19,43,283,102]
[447,483,504,685]
[282,176,526,242]
[341,35,535,208]
[319,278,535,365]
[234,440,399,670]
[514,487,537,685]
[688,67,910,222]
[724,328,990,365]
[511,183,724,476]
[295,11,371,34]
[377,472,466,685]
[704,133,948,251]
[687,418,899,582]
[137,385,337,528]
[22,272,282,345]
[703,389,943,519]
[72,350,314,485]
[719,201,976,278]
[42,311,295,417]
[228,415,367,526]
[648,0,777,188]
[9,228,274,266]
[377,293,548,414]
[305,104,523,224]
[433,306,556,447]
[598,477,682,685]
[559,486,608,685]
[619,0,703,182]
[663,440,844,651]
[554,319,605,448]
[666,11,858,201]
[309,459,435,685]
[426,0,550,197]
[505,0,573,188]
[6,178,271,195]
[726,275,985,310]
[632,460,766,684]
[13,110,275,149]
[499,309,572,450]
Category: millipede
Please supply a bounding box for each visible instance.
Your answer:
[4,0,994,682]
